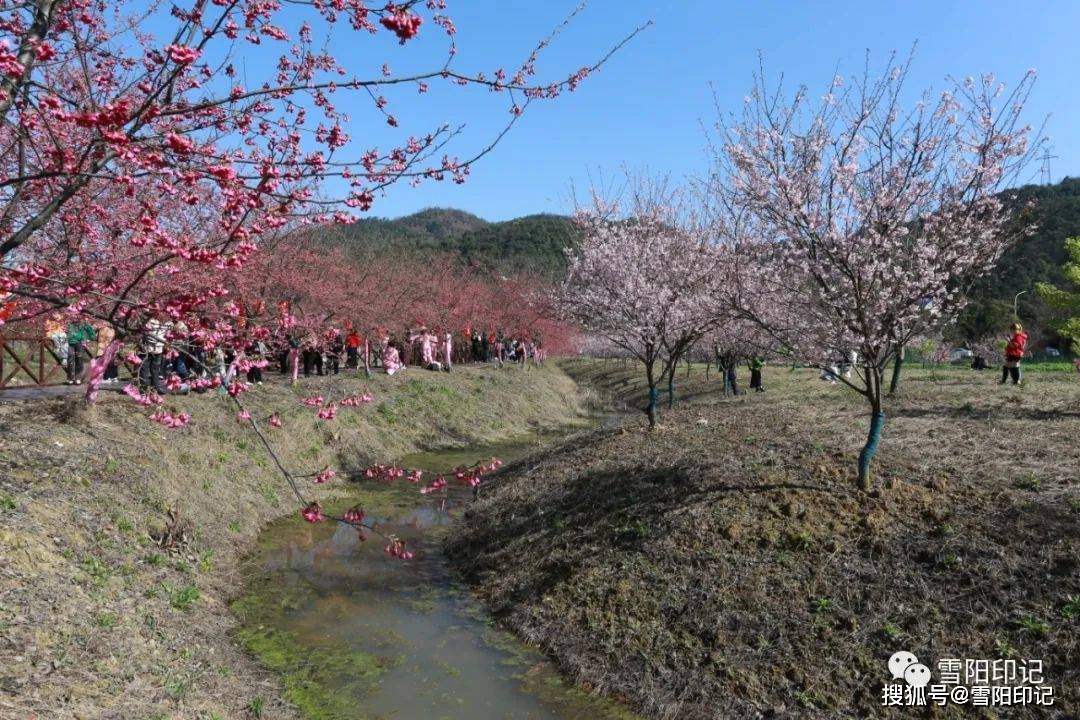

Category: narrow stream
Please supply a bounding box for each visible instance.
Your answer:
[233,431,636,720]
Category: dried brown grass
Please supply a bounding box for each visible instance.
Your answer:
[449,359,1080,719]
[0,364,584,720]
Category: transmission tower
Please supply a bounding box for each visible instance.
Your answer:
[1038,147,1059,185]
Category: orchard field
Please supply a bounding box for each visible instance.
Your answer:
[451,359,1080,718]
[1,0,1079,719]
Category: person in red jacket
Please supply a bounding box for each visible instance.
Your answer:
[345,329,361,369]
[1000,322,1028,385]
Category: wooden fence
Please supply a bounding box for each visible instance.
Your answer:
[0,334,67,388]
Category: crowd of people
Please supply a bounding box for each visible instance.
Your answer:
[43,314,548,392]
[273,327,548,384]
[35,315,1076,394]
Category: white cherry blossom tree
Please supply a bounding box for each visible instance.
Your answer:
[710,55,1039,489]
[561,179,721,427]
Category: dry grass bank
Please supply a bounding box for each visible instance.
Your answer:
[449,359,1080,719]
[0,363,584,720]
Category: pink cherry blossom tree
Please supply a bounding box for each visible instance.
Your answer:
[560,178,722,427]
[0,0,644,402]
[576,333,632,362]
[709,54,1039,489]
[0,0,643,547]
[0,0,645,337]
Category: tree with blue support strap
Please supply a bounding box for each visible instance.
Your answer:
[710,55,1039,490]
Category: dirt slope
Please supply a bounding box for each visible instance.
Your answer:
[0,364,584,720]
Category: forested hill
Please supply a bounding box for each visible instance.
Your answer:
[320,207,580,278]
[955,176,1080,343]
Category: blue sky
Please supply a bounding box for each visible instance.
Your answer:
[171,1,1080,221]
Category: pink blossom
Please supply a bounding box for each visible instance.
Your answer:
[0,42,25,78]
[420,476,448,494]
[35,43,57,62]
[167,133,195,154]
[384,538,412,559]
[166,45,201,64]
[207,165,237,182]
[150,410,190,428]
[301,502,323,523]
[363,464,409,482]
[123,384,163,406]
[380,11,422,43]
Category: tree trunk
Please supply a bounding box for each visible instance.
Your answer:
[857,367,885,491]
[644,363,658,428]
[685,355,691,379]
[646,385,659,427]
[857,408,885,491]
[667,365,675,409]
[887,347,904,396]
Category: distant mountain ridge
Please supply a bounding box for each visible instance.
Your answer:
[319,207,580,278]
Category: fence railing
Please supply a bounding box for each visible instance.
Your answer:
[0,334,67,388]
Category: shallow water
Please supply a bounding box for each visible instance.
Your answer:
[236,431,635,720]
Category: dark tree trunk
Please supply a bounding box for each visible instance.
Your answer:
[667,364,676,409]
[645,362,658,428]
[857,365,886,491]
[888,347,904,396]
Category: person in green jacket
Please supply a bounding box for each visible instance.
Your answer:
[65,321,97,385]
[748,355,765,393]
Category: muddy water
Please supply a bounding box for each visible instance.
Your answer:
[235,431,635,720]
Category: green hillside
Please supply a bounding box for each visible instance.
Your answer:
[343,207,489,248]
[954,177,1080,346]
[456,214,580,277]
[321,207,580,277]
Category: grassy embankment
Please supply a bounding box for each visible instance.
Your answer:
[0,363,585,720]
[449,358,1080,719]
